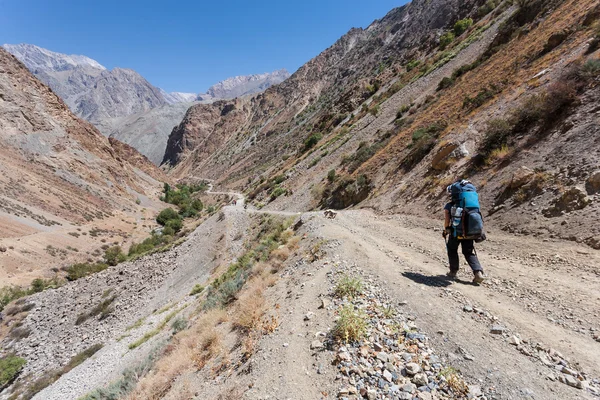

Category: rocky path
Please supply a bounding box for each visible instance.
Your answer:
[311,210,600,399]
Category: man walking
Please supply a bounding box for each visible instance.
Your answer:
[443,181,485,284]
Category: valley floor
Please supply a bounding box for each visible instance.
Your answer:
[5,198,599,400]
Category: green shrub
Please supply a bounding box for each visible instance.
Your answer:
[454,18,473,36]
[156,208,179,226]
[479,118,515,157]
[103,246,126,266]
[0,355,26,386]
[190,284,204,295]
[478,0,498,17]
[165,218,183,233]
[270,186,286,199]
[66,263,109,281]
[406,59,421,71]
[439,32,455,50]
[437,76,455,91]
[327,169,336,183]
[302,133,323,152]
[580,59,600,79]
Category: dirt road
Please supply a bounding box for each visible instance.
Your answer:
[310,209,600,399]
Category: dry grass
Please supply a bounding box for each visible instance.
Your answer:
[332,305,368,343]
[232,279,267,332]
[126,309,227,399]
[485,145,511,165]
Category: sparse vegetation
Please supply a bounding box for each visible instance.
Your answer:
[0,277,61,312]
[332,305,368,343]
[103,246,126,266]
[76,296,116,325]
[128,307,183,349]
[334,275,363,298]
[79,345,161,400]
[65,262,108,281]
[302,132,323,152]
[204,217,294,310]
[190,284,204,295]
[327,169,336,183]
[0,355,26,387]
[12,344,102,399]
[453,18,473,36]
[439,32,455,50]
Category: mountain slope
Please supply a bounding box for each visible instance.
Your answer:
[96,102,195,165]
[2,44,168,124]
[0,48,167,285]
[162,0,600,246]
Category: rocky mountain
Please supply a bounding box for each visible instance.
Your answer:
[163,0,600,246]
[95,102,195,165]
[197,69,290,101]
[159,89,197,104]
[0,48,166,284]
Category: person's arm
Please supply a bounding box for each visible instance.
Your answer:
[443,209,451,237]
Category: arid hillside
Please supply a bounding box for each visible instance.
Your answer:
[0,48,167,285]
[162,0,600,248]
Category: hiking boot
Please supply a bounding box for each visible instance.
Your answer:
[473,271,485,284]
[446,271,458,280]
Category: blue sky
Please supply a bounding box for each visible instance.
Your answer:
[0,0,407,92]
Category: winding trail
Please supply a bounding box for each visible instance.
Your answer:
[210,184,600,399]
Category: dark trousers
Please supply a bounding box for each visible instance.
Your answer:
[447,236,483,273]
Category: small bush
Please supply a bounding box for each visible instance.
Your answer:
[479,118,514,157]
[463,85,499,110]
[76,296,116,325]
[439,32,455,50]
[66,262,108,281]
[165,218,183,233]
[437,76,455,91]
[156,208,179,226]
[580,58,600,79]
[0,355,26,386]
[396,104,410,119]
[334,275,363,298]
[406,59,421,71]
[103,246,126,266]
[327,169,336,183]
[302,133,323,152]
[454,18,473,36]
[171,317,188,333]
[190,284,204,295]
[332,305,368,343]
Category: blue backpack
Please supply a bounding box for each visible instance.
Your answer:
[449,180,485,241]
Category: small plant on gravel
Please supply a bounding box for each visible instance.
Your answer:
[334,275,364,298]
[332,305,368,343]
[0,355,26,387]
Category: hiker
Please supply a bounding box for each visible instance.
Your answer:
[443,180,485,284]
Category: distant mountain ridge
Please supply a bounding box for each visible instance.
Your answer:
[199,69,290,100]
[3,43,291,165]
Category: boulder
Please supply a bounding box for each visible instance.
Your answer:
[543,187,590,217]
[585,170,600,194]
[510,166,535,189]
[431,142,458,170]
